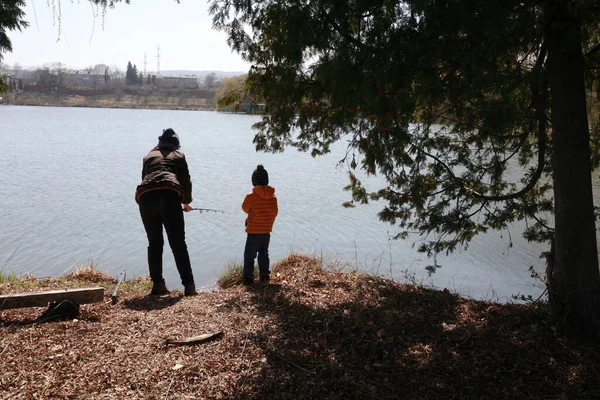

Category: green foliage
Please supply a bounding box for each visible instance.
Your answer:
[125,61,138,85]
[0,270,18,283]
[0,0,28,61]
[0,73,9,94]
[209,0,600,257]
[215,74,251,111]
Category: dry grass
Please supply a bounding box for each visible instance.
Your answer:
[1,253,599,399]
[64,265,117,284]
[216,260,245,289]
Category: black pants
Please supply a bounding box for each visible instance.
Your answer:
[243,233,271,281]
[139,190,194,285]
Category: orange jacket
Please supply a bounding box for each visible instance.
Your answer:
[242,186,278,233]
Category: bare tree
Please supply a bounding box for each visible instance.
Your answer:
[11,62,22,77]
[204,72,217,90]
[109,65,124,88]
[44,62,66,87]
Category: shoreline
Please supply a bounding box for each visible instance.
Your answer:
[0,91,217,112]
[1,253,598,399]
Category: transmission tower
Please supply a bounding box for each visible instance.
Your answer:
[156,45,161,76]
[144,53,147,75]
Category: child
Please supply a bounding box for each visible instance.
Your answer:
[241,164,278,285]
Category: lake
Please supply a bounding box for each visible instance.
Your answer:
[0,105,551,301]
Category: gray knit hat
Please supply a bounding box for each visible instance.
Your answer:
[251,164,269,186]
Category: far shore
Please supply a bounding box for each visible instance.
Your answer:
[1,253,598,399]
[1,91,217,112]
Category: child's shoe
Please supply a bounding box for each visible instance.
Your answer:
[243,278,254,286]
[259,274,270,283]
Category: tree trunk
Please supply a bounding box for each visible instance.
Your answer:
[546,1,600,335]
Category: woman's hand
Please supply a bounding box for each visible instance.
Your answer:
[183,204,192,212]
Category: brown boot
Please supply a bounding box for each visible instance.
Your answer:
[150,280,169,296]
[184,283,198,296]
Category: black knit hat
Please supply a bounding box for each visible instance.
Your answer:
[252,164,269,186]
[158,128,180,148]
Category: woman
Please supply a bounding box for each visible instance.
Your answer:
[135,128,197,296]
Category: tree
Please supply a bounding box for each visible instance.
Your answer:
[204,72,218,90]
[104,67,110,83]
[125,61,138,85]
[146,74,150,85]
[215,74,249,111]
[138,72,143,85]
[0,0,28,94]
[0,74,8,93]
[110,65,124,81]
[45,62,66,87]
[0,0,28,62]
[210,0,600,334]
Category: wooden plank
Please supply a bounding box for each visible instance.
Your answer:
[0,287,104,310]
[165,331,224,346]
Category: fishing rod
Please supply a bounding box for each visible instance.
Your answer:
[189,207,230,215]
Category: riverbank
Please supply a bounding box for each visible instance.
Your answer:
[0,91,215,111]
[1,253,598,399]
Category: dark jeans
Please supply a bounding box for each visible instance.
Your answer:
[243,233,271,281]
[138,189,194,286]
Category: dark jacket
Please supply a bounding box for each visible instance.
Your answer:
[135,144,192,204]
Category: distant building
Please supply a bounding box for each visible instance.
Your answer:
[63,71,107,87]
[160,75,198,89]
[94,64,110,74]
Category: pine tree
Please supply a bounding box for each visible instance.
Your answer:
[125,61,135,85]
[210,0,600,334]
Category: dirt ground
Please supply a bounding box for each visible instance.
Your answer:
[1,254,598,399]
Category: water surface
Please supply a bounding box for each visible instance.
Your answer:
[0,105,553,301]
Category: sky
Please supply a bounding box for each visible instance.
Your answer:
[3,0,252,73]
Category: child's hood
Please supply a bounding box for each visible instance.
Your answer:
[252,185,276,199]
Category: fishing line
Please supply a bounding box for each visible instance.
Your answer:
[189,208,230,215]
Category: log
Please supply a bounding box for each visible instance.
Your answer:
[0,287,104,310]
[165,331,223,346]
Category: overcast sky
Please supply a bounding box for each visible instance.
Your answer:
[4,0,251,73]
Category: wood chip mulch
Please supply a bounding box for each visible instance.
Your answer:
[1,254,599,399]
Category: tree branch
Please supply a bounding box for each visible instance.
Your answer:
[411,46,548,202]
